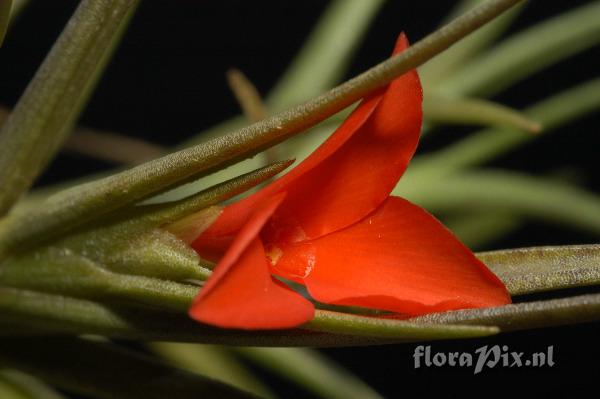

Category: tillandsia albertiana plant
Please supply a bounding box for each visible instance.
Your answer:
[0,0,598,397]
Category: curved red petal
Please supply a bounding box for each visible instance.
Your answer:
[189,193,314,329]
[273,197,510,315]
[193,33,423,258]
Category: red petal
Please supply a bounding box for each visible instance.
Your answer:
[272,197,510,315]
[193,33,423,257]
[189,193,314,329]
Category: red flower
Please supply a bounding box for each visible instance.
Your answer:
[188,34,511,329]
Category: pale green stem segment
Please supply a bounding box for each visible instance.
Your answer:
[235,347,383,399]
[267,0,385,109]
[151,343,275,399]
[0,338,261,399]
[401,78,600,184]
[409,293,600,332]
[0,288,499,346]
[438,1,600,97]
[407,171,600,235]
[420,0,525,86]
[480,245,600,296]
[0,0,140,217]
[0,370,66,399]
[0,0,11,45]
[423,94,541,132]
[0,0,524,259]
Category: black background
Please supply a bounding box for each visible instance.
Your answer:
[1,1,599,397]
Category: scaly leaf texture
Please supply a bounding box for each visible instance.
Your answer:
[480,245,600,296]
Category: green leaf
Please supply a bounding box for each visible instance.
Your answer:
[267,0,385,109]
[423,94,541,132]
[409,293,600,332]
[0,0,140,216]
[420,0,525,85]
[438,1,600,97]
[0,288,499,346]
[0,0,11,46]
[405,170,600,235]
[306,310,499,340]
[0,160,291,262]
[401,78,600,184]
[0,338,260,399]
[479,245,600,296]
[444,210,521,249]
[151,343,274,399]
[236,347,383,399]
[0,370,66,399]
[0,247,196,311]
[0,0,524,259]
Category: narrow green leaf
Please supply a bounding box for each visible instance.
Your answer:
[0,0,140,216]
[410,293,600,332]
[479,245,600,296]
[0,370,66,399]
[152,343,274,399]
[0,160,291,261]
[0,338,260,399]
[406,171,600,235]
[306,310,498,340]
[0,376,29,399]
[444,210,521,249]
[438,1,600,97]
[401,78,600,184]
[268,0,385,109]
[0,288,499,346]
[64,129,165,165]
[423,94,541,132]
[0,0,523,259]
[421,0,525,85]
[0,247,196,311]
[0,0,11,46]
[236,347,383,399]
